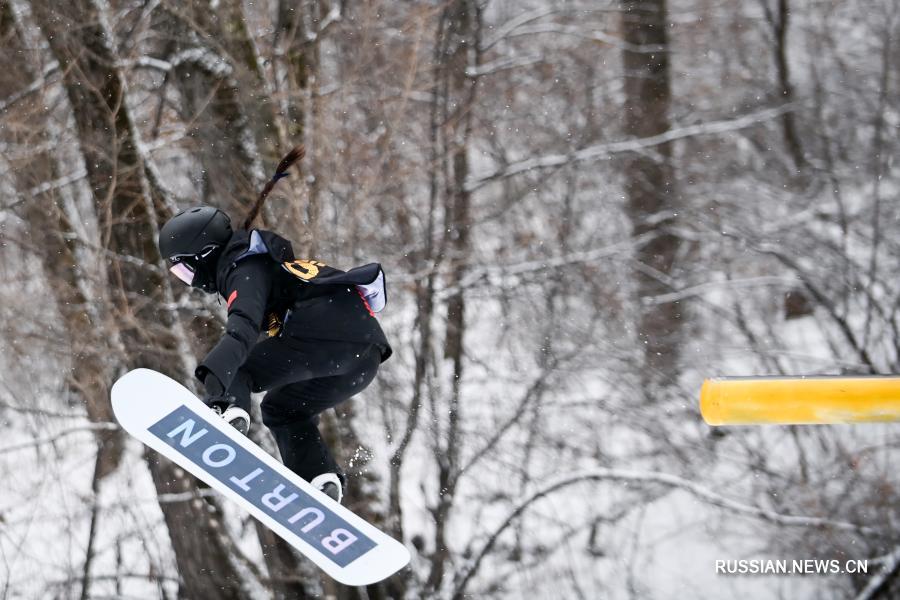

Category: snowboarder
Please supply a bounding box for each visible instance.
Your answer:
[156,147,390,503]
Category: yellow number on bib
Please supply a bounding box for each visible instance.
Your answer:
[283,259,325,281]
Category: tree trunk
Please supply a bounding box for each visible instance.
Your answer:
[154,6,265,216]
[765,0,806,170]
[29,2,248,597]
[620,0,682,387]
[0,0,125,480]
[426,1,480,593]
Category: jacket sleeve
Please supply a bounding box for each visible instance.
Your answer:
[195,255,272,389]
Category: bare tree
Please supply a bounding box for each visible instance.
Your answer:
[27,1,250,596]
[433,1,476,593]
[620,0,682,389]
[2,1,899,598]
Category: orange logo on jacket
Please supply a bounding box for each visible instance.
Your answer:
[227,290,238,309]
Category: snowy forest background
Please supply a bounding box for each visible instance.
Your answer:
[1,0,898,598]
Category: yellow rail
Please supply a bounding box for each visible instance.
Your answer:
[700,376,900,425]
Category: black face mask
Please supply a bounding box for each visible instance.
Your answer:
[191,248,222,294]
[191,260,218,294]
[168,247,222,295]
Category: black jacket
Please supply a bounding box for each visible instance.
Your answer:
[195,229,391,389]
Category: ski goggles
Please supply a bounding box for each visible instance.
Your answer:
[167,245,218,285]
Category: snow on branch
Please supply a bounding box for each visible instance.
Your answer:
[466,54,544,77]
[145,43,264,185]
[64,236,166,276]
[434,232,657,300]
[482,7,668,53]
[123,56,173,73]
[480,7,567,50]
[170,47,233,77]
[156,488,218,504]
[855,545,900,600]
[466,103,801,192]
[28,169,88,197]
[645,275,803,306]
[122,48,234,78]
[504,23,665,53]
[452,468,875,599]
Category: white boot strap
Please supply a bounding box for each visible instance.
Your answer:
[310,473,343,502]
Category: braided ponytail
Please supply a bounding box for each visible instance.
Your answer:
[242,145,306,230]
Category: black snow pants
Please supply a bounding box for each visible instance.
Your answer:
[226,336,381,483]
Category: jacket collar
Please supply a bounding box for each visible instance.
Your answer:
[214,229,295,293]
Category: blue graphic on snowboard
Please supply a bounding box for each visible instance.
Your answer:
[148,405,375,566]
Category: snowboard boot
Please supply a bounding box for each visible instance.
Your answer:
[311,473,343,504]
[213,404,251,436]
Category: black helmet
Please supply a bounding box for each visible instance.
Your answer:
[159,206,232,259]
[158,206,232,293]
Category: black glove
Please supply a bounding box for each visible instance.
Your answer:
[202,373,232,411]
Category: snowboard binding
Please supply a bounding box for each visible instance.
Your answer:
[213,404,251,436]
[311,472,343,504]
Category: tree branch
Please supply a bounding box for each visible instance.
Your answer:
[466,103,801,192]
[451,468,875,599]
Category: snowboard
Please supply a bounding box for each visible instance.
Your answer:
[111,368,410,586]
